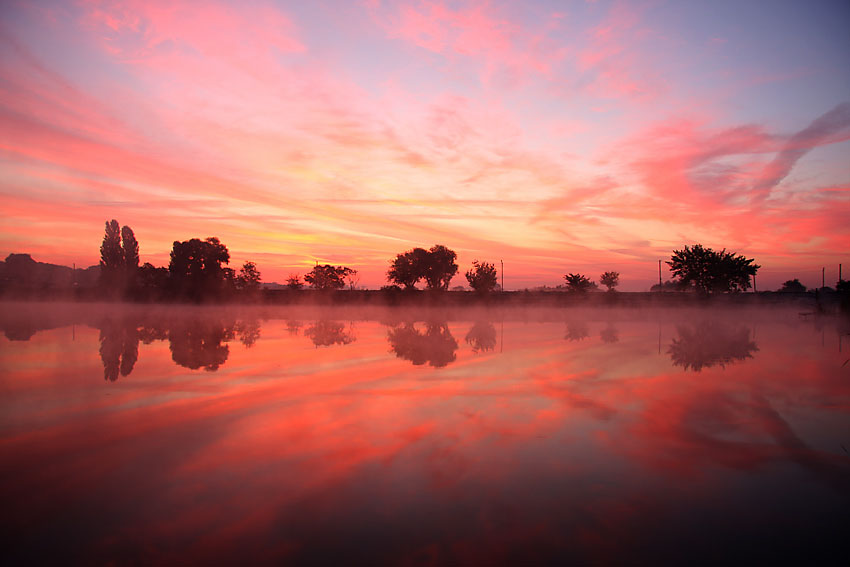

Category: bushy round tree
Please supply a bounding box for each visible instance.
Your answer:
[465,260,498,294]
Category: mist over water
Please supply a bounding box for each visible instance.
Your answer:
[1,302,848,564]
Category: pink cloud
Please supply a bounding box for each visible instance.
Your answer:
[571,1,665,102]
[81,0,305,63]
[374,0,566,87]
[752,102,850,200]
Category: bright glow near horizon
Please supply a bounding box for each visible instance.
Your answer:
[1,0,848,290]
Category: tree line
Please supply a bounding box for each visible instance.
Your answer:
[94,220,849,301]
[99,220,261,301]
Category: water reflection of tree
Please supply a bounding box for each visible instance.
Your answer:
[234,319,261,348]
[286,320,303,336]
[168,319,234,371]
[96,315,264,377]
[387,322,458,367]
[565,321,590,342]
[303,320,356,347]
[3,322,38,341]
[668,320,758,372]
[465,321,497,353]
[599,324,619,344]
[98,319,139,381]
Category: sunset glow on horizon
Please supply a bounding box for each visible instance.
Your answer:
[1,0,848,290]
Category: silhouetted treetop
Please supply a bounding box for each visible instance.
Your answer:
[779,279,806,293]
[424,245,458,290]
[168,237,230,301]
[387,247,430,290]
[99,220,141,297]
[121,226,139,271]
[387,245,458,291]
[564,273,596,293]
[304,264,353,290]
[465,260,498,294]
[100,220,122,272]
[667,244,759,294]
[600,271,619,292]
[286,274,304,290]
[100,220,123,290]
[236,261,262,295]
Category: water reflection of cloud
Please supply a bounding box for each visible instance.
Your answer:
[2,309,849,564]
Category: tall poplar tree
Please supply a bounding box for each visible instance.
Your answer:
[100,219,123,290]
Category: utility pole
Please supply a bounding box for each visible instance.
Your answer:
[822,267,825,289]
[501,259,504,292]
[658,260,662,288]
[840,263,843,282]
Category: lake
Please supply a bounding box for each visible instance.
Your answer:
[1,302,848,565]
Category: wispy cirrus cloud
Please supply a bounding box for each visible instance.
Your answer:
[0,0,848,289]
[752,102,850,200]
[370,0,567,87]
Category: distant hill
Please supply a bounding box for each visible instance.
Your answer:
[0,254,100,293]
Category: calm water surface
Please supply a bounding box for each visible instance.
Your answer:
[1,302,848,565]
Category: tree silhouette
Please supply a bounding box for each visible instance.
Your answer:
[387,247,429,289]
[99,220,123,291]
[286,274,303,290]
[387,322,458,367]
[138,262,169,300]
[599,271,619,292]
[564,273,595,293]
[345,268,360,290]
[465,260,498,294]
[121,226,139,269]
[387,245,458,291]
[667,244,759,294]
[168,237,230,300]
[304,264,353,290]
[235,261,262,296]
[1,253,37,292]
[100,220,140,296]
[121,225,139,294]
[779,279,806,292]
[423,245,458,290]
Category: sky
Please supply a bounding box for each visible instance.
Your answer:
[1,0,848,291]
